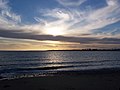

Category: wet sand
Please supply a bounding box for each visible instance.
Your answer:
[0,70,120,90]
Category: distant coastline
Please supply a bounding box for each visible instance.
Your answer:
[48,49,120,51]
[0,49,120,52]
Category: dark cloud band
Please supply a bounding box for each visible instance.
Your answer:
[0,29,120,44]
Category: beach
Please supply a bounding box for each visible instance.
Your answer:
[0,70,120,90]
[0,51,120,90]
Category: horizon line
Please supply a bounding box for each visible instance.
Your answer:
[0,49,120,52]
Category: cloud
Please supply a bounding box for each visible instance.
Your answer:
[0,0,8,9]
[57,0,86,6]
[34,0,120,37]
[0,0,21,29]
[0,28,120,44]
[1,10,21,23]
[0,0,120,47]
[92,21,120,39]
[0,0,120,37]
[67,0,120,36]
[106,0,119,6]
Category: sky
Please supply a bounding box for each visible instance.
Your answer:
[0,0,120,50]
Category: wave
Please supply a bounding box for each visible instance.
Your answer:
[0,59,120,66]
[0,65,74,73]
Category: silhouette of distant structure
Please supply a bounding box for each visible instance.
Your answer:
[48,49,120,51]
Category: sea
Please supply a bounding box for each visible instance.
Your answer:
[0,51,120,79]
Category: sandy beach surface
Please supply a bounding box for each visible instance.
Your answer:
[0,70,120,90]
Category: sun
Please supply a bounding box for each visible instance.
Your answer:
[45,26,65,36]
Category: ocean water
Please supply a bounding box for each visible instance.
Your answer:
[0,51,120,79]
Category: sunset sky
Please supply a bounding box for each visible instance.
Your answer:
[0,0,120,50]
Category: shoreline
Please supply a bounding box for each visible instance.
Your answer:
[0,69,120,90]
[0,67,120,79]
